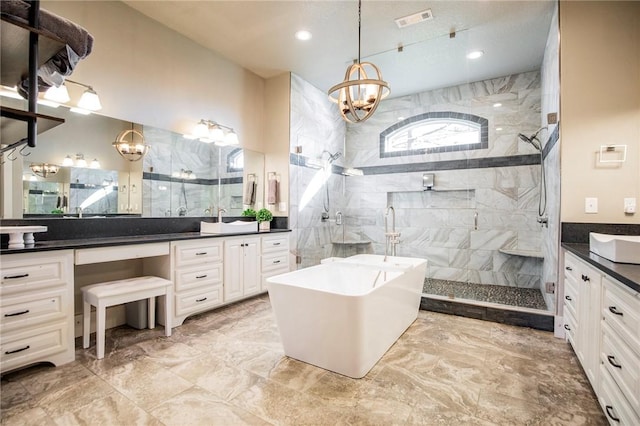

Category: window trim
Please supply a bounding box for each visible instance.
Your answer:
[379,111,488,158]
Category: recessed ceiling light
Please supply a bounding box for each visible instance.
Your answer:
[295,30,312,41]
[466,50,484,60]
[493,102,502,108]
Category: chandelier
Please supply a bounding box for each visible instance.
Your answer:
[30,163,59,178]
[328,0,390,123]
[112,129,149,161]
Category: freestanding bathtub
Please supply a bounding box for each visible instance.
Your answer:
[266,254,427,378]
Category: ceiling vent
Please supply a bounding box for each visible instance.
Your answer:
[394,9,433,29]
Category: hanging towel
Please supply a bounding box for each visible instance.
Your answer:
[243,181,255,205]
[267,178,279,205]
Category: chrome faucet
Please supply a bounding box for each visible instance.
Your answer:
[217,207,227,223]
[76,206,83,218]
[384,206,400,260]
[176,206,187,216]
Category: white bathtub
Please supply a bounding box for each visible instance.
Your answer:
[266,254,427,378]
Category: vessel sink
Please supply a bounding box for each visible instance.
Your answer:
[200,220,258,234]
[589,233,640,264]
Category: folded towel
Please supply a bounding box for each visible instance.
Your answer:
[267,178,278,205]
[243,181,255,205]
[3,0,94,95]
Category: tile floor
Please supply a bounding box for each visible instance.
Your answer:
[1,294,606,425]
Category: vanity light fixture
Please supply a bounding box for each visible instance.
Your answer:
[29,163,60,178]
[188,119,240,146]
[43,79,102,111]
[112,129,150,162]
[62,155,74,167]
[90,158,101,169]
[75,154,87,168]
[328,0,390,124]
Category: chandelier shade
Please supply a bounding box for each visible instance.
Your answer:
[328,0,389,124]
[30,163,60,178]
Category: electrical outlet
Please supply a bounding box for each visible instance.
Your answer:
[545,282,555,294]
[585,197,598,214]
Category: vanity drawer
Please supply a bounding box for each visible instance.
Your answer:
[602,277,640,354]
[261,252,290,274]
[75,243,169,265]
[174,264,223,293]
[1,252,71,296]
[173,240,223,267]
[175,287,223,317]
[563,276,579,320]
[564,309,578,348]
[0,289,68,332]
[599,365,640,426]
[261,235,289,254]
[1,321,68,373]
[601,322,640,414]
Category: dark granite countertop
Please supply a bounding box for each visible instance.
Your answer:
[0,229,291,255]
[562,243,640,294]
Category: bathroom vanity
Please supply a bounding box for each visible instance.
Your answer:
[561,245,640,425]
[0,229,290,373]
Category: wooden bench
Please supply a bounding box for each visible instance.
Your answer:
[82,276,173,359]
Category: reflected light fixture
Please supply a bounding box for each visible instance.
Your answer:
[113,129,150,161]
[328,0,389,123]
[90,158,101,169]
[30,163,60,178]
[75,154,87,168]
[62,155,74,167]
[187,119,240,146]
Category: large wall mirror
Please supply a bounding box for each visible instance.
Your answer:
[3,97,264,218]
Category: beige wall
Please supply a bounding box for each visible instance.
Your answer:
[263,73,291,217]
[42,1,265,153]
[560,1,640,224]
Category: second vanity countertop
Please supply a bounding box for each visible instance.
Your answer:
[0,229,291,255]
[562,243,640,294]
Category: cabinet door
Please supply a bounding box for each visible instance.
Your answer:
[242,238,260,296]
[224,240,244,301]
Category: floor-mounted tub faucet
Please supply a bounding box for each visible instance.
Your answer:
[384,206,400,260]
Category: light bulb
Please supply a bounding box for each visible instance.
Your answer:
[77,88,102,111]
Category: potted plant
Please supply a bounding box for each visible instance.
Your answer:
[241,208,257,221]
[256,208,273,232]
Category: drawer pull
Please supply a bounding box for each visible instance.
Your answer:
[195,252,207,256]
[608,306,624,316]
[5,345,30,355]
[565,266,573,271]
[565,295,572,301]
[272,260,281,264]
[3,273,29,280]
[607,355,622,369]
[196,297,207,302]
[195,275,208,279]
[564,324,571,331]
[605,406,620,423]
[4,309,30,317]
[581,274,590,282]
[272,242,281,246]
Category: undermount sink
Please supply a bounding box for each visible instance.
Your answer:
[200,220,257,234]
[589,233,640,264]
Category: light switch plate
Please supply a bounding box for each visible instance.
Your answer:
[624,198,636,214]
[585,197,598,214]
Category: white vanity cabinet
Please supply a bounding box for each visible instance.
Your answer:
[598,276,640,424]
[261,234,290,291]
[0,250,75,373]
[168,239,224,327]
[223,236,260,302]
[563,251,602,390]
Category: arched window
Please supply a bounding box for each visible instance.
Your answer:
[380,112,488,158]
[227,148,244,172]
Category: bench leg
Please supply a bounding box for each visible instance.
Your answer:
[148,297,155,329]
[164,290,172,337]
[83,300,91,349]
[96,302,106,359]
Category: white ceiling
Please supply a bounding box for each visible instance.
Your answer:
[123,0,555,99]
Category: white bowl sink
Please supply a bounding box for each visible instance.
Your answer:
[200,220,257,234]
[589,233,640,264]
